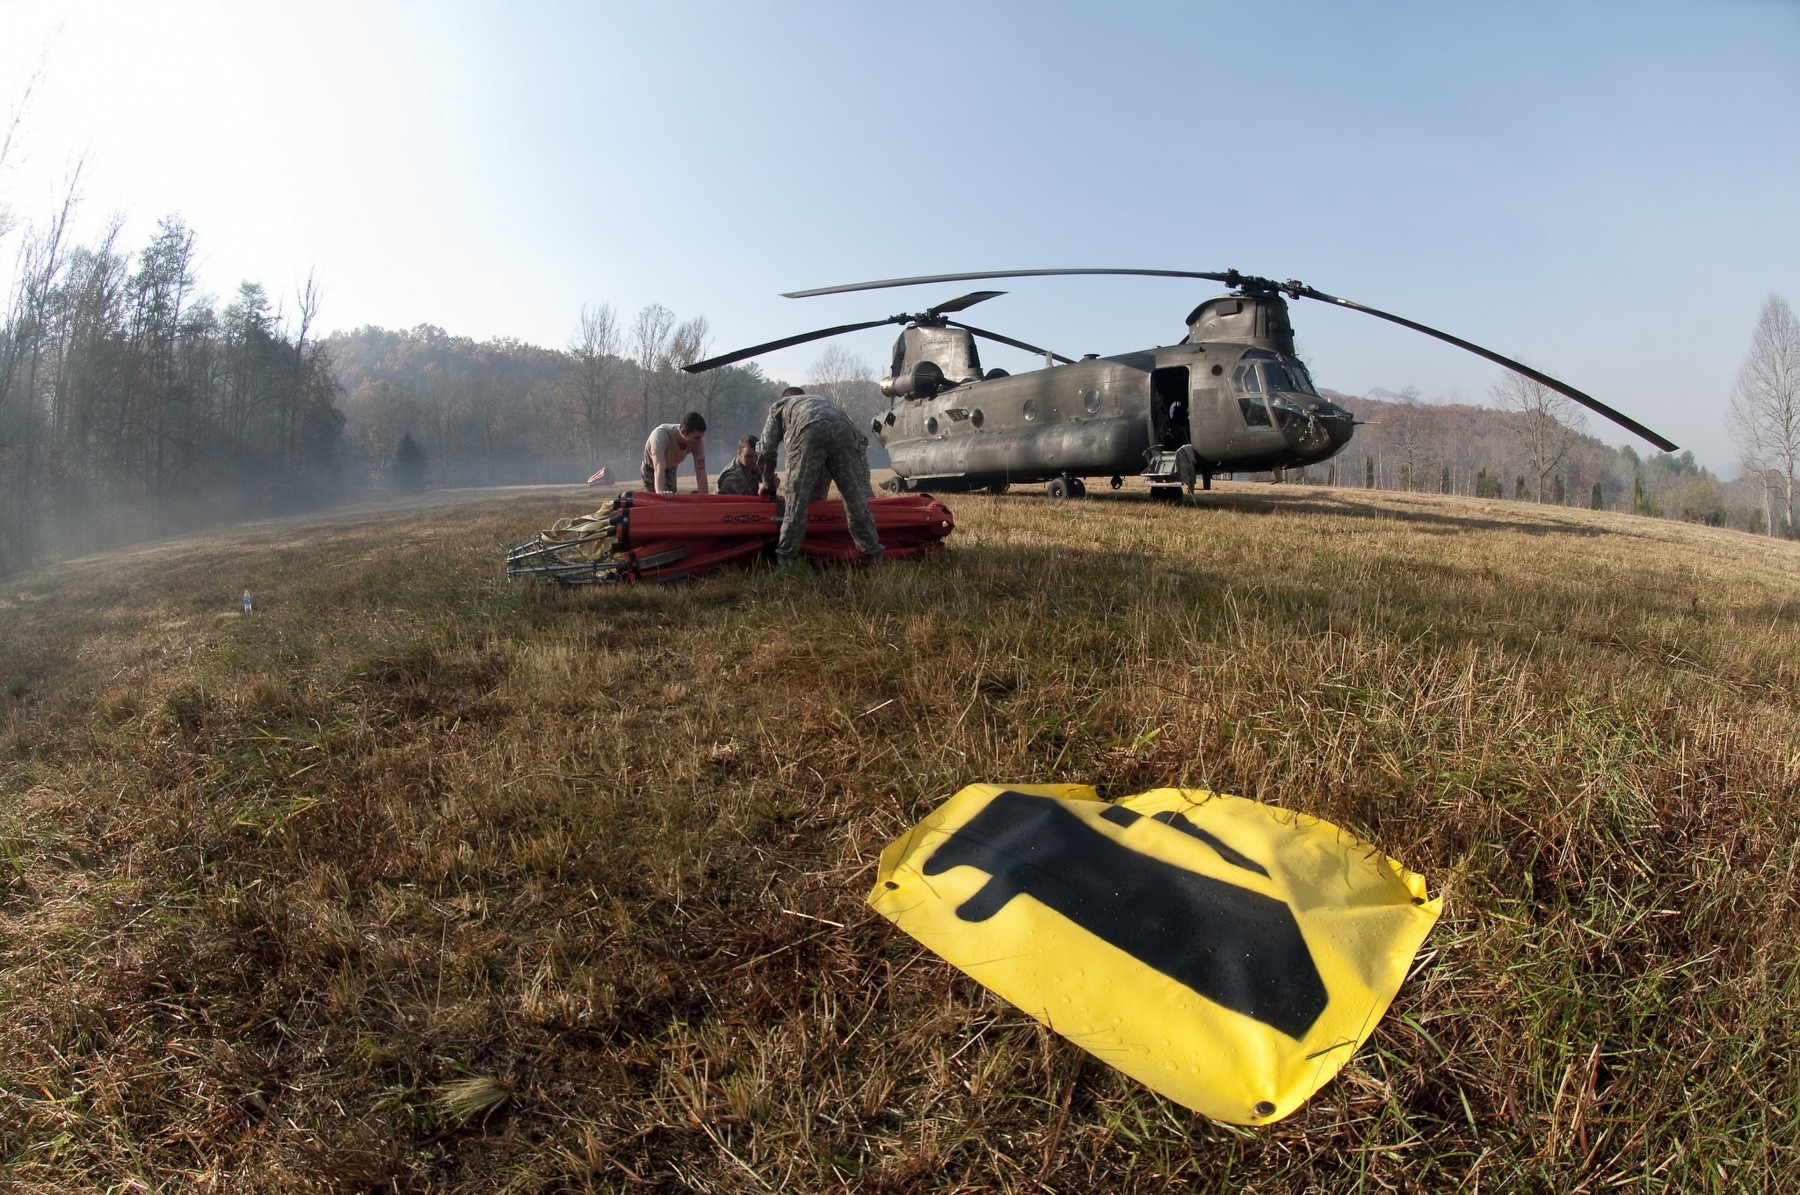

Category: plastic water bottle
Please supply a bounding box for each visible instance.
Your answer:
[242,589,253,615]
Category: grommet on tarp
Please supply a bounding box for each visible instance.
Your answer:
[869,783,1441,1125]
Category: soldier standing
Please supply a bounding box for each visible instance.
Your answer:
[758,387,883,565]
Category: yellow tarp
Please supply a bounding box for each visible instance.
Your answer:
[868,784,1440,1124]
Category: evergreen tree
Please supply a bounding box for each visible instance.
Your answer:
[392,432,428,491]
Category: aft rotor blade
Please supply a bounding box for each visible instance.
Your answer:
[682,317,899,373]
[944,319,1077,365]
[784,268,1238,299]
[1293,286,1680,452]
[925,290,1006,317]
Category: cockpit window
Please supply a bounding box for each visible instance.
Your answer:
[1239,397,1272,426]
[1262,363,1295,392]
[1288,360,1318,394]
[1233,364,1263,393]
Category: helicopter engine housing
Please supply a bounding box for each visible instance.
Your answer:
[881,360,948,398]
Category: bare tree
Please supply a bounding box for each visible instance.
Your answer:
[0,160,83,560]
[664,315,740,430]
[667,315,708,370]
[565,302,622,461]
[0,35,53,249]
[808,344,882,427]
[1394,387,1425,490]
[1492,370,1585,502]
[286,269,325,465]
[631,303,674,440]
[342,378,417,474]
[0,157,81,419]
[1727,294,1800,537]
[667,314,710,418]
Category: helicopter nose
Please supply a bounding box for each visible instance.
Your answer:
[1319,405,1355,449]
[1282,401,1355,459]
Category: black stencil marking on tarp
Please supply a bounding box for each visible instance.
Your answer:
[1150,810,1271,877]
[922,790,1328,1040]
[1098,804,1270,877]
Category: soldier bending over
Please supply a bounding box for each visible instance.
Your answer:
[758,387,883,565]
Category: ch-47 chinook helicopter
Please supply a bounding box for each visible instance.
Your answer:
[683,268,1679,498]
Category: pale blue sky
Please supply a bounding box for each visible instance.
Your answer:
[3,0,1796,472]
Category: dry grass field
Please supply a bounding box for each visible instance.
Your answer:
[2,480,1797,1193]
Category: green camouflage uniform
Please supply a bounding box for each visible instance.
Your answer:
[759,394,883,565]
[716,459,760,495]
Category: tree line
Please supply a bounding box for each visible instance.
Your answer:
[1287,291,1800,540]
[0,204,797,572]
[0,210,340,573]
[329,305,785,491]
[1287,390,1771,533]
[0,207,861,574]
[330,316,892,491]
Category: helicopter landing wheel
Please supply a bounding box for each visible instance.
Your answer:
[1110,475,1123,490]
[1070,477,1087,498]
[1047,476,1074,500]
[882,476,908,493]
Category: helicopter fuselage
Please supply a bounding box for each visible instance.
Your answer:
[874,293,1356,492]
[687,269,1679,473]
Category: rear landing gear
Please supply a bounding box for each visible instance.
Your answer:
[1046,475,1086,499]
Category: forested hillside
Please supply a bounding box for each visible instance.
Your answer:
[326,321,893,490]
[1295,392,1767,532]
[327,313,779,490]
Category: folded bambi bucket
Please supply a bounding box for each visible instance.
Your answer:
[506,492,954,584]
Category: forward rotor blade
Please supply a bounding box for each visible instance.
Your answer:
[784,268,1237,299]
[682,317,899,373]
[925,290,1006,317]
[1293,286,1679,452]
[944,319,1077,365]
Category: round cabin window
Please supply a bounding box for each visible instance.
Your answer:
[1023,398,1039,422]
[1083,389,1100,414]
[925,416,939,435]
[1211,364,1224,376]
[970,408,984,428]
